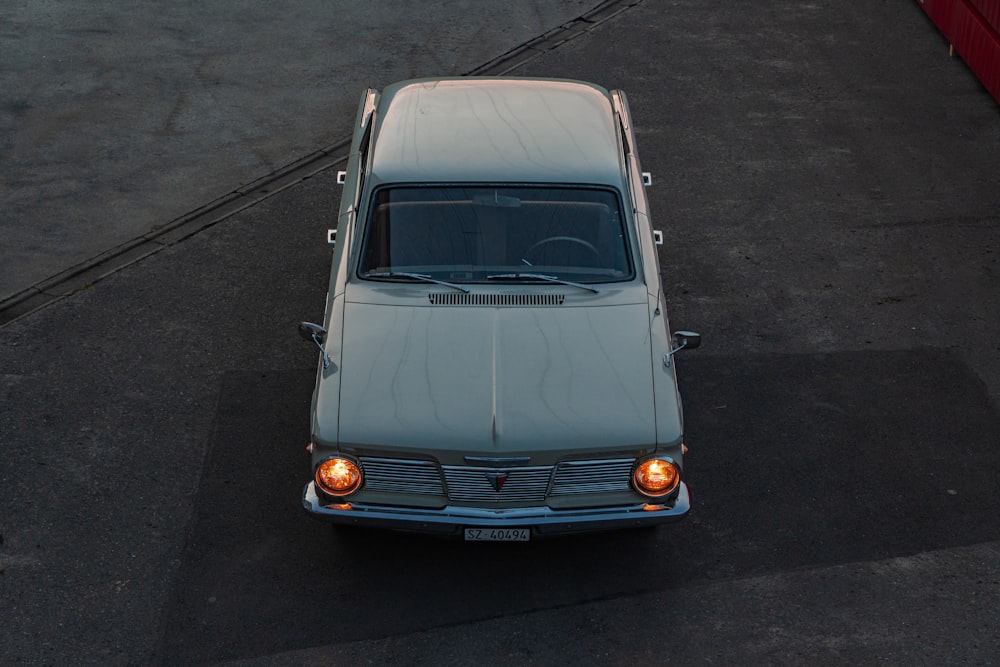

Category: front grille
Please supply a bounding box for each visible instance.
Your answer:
[358,456,637,502]
[442,465,553,502]
[359,457,444,495]
[549,458,634,495]
[428,293,565,306]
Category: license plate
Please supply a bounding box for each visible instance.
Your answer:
[464,528,530,542]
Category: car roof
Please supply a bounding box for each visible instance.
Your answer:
[368,78,627,188]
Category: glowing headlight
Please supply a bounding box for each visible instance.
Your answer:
[633,458,680,497]
[315,457,362,496]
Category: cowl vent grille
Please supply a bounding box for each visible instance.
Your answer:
[428,293,565,306]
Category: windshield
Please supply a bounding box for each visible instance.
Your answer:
[358,186,633,284]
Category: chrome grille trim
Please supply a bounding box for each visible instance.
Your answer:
[357,457,637,500]
[359,457,444,495]
[442,465,552,502]
[549,458,634,495]
[429,293,565,306]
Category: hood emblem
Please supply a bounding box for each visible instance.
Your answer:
[486,471,508,491]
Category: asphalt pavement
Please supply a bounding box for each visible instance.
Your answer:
[2,1,999,665]
[0,0,597,311]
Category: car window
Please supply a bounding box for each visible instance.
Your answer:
[358,186,633,283]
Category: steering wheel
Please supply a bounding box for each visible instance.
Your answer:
[524,236,601,264]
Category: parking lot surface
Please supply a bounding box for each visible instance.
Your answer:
[1,1,998,664]
[0,0,595,306]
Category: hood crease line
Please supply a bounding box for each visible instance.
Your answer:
[491,308,499,447]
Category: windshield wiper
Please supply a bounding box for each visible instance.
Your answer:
[365,271,470,293]
[486,272,600,294]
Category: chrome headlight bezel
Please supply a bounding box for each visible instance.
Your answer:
[314,456,364,497]
[631,456,681,498]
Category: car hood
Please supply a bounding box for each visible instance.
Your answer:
[332,300,656,454]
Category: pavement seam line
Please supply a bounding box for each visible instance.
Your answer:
[0,0,643,328]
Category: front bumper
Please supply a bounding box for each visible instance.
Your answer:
[302,482,690,537]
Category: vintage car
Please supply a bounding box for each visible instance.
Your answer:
[299,77,700,540]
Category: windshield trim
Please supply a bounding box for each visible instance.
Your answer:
[354,183,636,286]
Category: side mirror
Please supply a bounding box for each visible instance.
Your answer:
[663,330,701,368]
[299,322,331,369]
[299,322,327,342]
[672,330,701,350]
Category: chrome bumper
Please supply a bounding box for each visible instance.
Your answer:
[302,482,690,537]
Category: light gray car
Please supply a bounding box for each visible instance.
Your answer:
[299,77,700,540]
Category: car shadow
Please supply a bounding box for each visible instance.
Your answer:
[156,349,1000,663]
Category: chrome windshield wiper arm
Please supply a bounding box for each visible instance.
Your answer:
[486,272,599,293]
[365,271,470,293]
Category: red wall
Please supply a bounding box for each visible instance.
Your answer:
[916,0,1000,104]
[968,0,1000,31]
